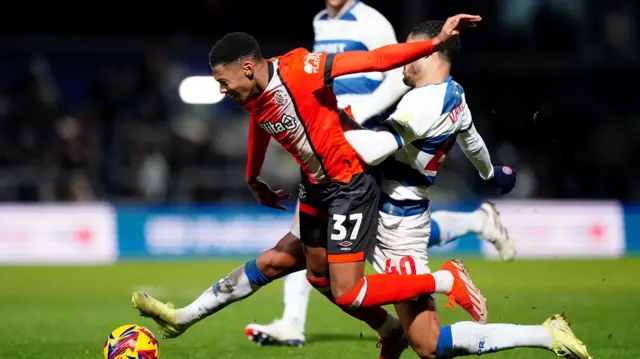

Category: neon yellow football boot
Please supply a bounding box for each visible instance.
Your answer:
[542,313,593,359]
[132,291,189,339]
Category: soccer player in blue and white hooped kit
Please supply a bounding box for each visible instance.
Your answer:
[340,20,590,358]
[338,20,590,359]
[244,0,516,347]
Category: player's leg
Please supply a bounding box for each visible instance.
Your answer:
[280,202,313,334]
[395,304,591,358]
[282,269,312,332]
[429,202,515,260]
[296,193,406,358]
[370,208,441,358]
[320,172,484,323]
[423,313,592,359]
[180,230,306,320]
[372,210,490,357]
[299,208,402,334]
[372,212,590,359]
[244,202,312,346]
[132,231,305,338]
[395,296,441,358]
[372,244,590,356]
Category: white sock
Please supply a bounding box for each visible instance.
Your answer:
[449,321,552,355]
[431,210,487,246]
[177,264,260,325]
[281,270,312,333]
[432,270,454,294]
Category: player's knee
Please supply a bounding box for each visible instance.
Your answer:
[304,247,328,279]
[411,325,453,359]
[409,326,440,359]
[330,284,351,302]
[333,278,366,309]
[254,249,278,274]
[255,233,305,279]
[398,298,443,358]
[255,251,289,278]
[328,260,366,301]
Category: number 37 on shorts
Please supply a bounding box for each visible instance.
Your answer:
[299,170,381,263]
[330,213,364,251]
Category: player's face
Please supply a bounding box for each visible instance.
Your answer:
[402,35,422,87]
[402,34,428,87]
[212,62,255,104]
[402,62,419,87]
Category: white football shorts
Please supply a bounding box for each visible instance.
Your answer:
[367,209,432,275]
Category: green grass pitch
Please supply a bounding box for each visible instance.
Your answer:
[1,258,638,358]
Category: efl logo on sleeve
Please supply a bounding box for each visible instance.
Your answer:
[391,109,414,125]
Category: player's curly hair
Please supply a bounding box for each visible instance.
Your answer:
[409,20,461,63]
[209,32,263,67]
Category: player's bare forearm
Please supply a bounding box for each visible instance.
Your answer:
[245,118,271,183]
[330,40,436,78]
[457,126,494,179]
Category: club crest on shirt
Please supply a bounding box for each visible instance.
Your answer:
[273,90,288,106]
[298,183,307,200]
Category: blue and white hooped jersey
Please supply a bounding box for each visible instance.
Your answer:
[378,76,473,212]
[312,0,397,110]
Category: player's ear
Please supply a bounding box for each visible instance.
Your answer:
[242,62,254,80]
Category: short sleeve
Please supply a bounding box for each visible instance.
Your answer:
[383,89,440,144]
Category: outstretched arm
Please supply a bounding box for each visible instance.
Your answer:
[327,13,481,80]
[328,40,436,80]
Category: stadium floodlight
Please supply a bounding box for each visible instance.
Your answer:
[178,76,225,104]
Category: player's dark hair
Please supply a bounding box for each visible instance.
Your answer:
[409,20,461,63]
[209,32,263,67]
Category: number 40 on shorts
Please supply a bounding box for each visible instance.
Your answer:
[384,256,417,275]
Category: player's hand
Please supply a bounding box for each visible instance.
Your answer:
[488,166,516,195]
[247,178,291,210]
[433,14,482,48]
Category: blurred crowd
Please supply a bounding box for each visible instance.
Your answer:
[0,0,638,204]
[0,51,301,204]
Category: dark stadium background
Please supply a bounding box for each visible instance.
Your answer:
[0,0,637,203]
[1,3,639,359]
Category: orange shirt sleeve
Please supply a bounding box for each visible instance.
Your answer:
[323,40,435,83]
